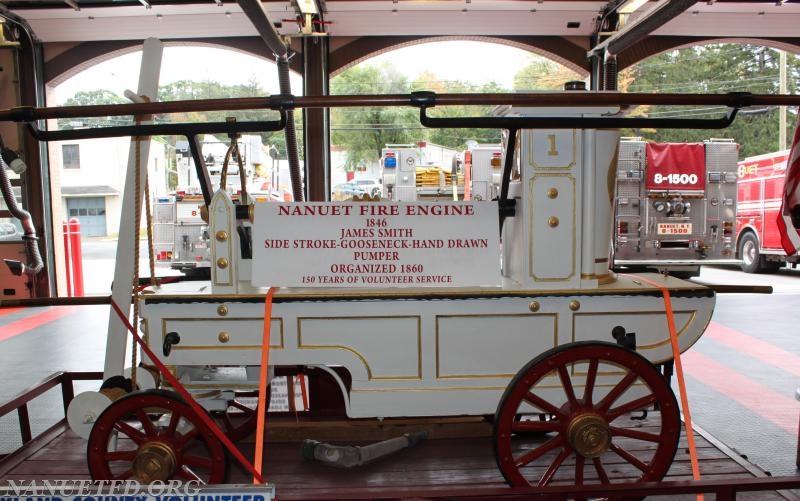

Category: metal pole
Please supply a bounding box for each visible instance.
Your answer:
[780,49,787,151]
[68,217,83,296]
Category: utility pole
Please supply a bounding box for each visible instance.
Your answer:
[780,49,787,151]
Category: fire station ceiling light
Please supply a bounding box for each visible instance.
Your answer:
[618,0,649,15]
[64,0,80,11]
[139,0,151,9]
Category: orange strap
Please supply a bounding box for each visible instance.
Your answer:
[624,274,703,497]
[109,299,264,484]
[254,287,276,484]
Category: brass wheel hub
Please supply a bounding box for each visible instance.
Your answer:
[132,441,177,482]
[567,413,611,458]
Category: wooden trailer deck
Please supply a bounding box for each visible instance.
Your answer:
[1,373,800,500]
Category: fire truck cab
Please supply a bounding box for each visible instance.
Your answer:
[736,149,794,273]
[612,137,740,276]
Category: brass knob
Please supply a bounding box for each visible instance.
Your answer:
[217,304,228,316]
[217,257,228,269]
[569,300,581,311]
[547,188,558,199]
[215,230,228,242]
[548,216,559,228]
[528,301,540,312]
[218,331,230,343]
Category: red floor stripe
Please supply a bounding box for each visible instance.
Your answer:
[0,307,24,318]
[704,321,800,377]
[682,350,797,435]
[0,306,77,342]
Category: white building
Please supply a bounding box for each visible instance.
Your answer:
[51,137,166,237]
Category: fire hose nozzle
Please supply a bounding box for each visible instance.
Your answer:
[301,430,428,468]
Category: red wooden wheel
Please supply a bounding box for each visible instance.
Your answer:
[494,341,680,488]
[87,389,228,484]
[217,390,266,442]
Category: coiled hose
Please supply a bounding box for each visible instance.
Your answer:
[277,55,304,202]
[0,153,43,276]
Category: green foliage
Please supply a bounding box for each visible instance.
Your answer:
[56,90,128,129]
[57,43,798,168]
[513,58,581,91]
[622,44,799,158]
[330,63,507,170]
[330,64,418,170]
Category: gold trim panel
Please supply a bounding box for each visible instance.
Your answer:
[435,312,558,379]
[527,130,577,170]
[298,315,422,381]
[160,317,285,350]
[571,310,698,351]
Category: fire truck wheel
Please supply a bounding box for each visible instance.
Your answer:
[87,389,228,484]
[493,341,680,491]
[739,232,780,274]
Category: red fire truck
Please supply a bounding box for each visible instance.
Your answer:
[735,149,795,273]
[612,137,740,277]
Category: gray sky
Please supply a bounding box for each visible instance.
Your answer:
[54,41,534,104]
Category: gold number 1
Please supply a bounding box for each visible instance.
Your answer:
[547,134,559,156]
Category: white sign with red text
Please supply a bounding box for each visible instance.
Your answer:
[657,222,693,235]
[252,201,500,287]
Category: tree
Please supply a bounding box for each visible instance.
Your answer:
[622,44,800,158]
[513,58,582,91]
[56,90,128,129]
[330,64,418,171]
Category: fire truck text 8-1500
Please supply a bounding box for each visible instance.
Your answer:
[612,137,740,277]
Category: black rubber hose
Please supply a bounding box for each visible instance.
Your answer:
[0,154,43,275]
[278,56,304,202]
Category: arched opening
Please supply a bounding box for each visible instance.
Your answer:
[48,44,301,295]
[328,39,584,191]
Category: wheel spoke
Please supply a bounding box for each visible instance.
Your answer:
[604,393,657,422]
[557,365,579,409]
[113,421,147,444]
[610,443,649,472]
[609,425,663,443]
[595,371,638,414]
[174,427,200,450]
[511,420,560,434]
[228,401,255,414]
[575,455,585,486]
[164,411,181,437]
[183,454,214,470]
[537,447,572,487]
[177,465,204,484]
[135,409,157,438]
[582,358,599,407]
[514,435,565,468]
[104,450,137,461]
[592,457,610,484]
[522,391,564,418]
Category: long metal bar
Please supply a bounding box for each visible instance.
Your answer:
[420,107,739,130]
[3,91,800,122]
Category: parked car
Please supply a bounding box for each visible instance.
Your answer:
[331,182,368,201]
[0,222,21,241]
[354,178,382,198]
